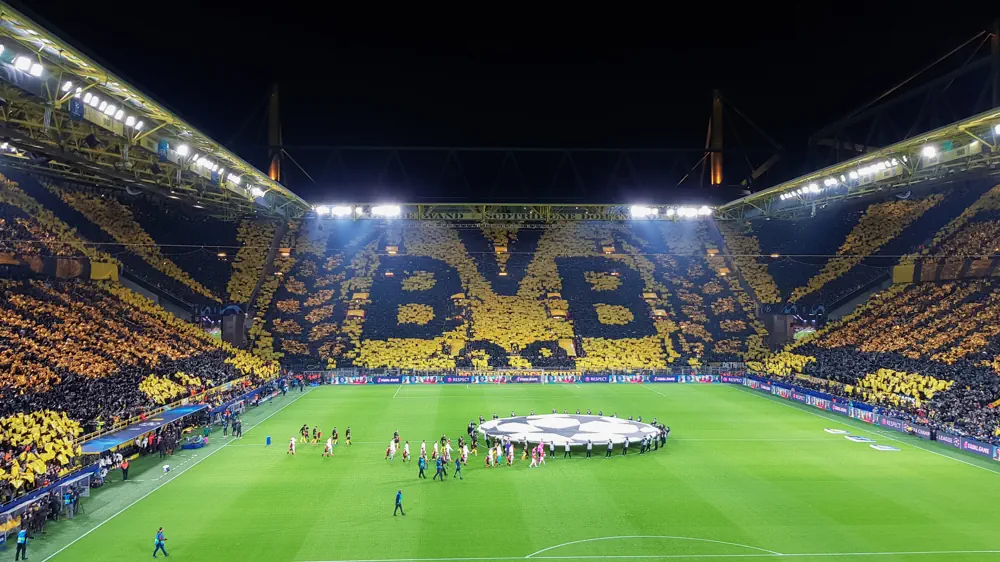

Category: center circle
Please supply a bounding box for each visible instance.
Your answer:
[479,414,661,446]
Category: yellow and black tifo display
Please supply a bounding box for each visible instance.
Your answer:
[255,219,769,371]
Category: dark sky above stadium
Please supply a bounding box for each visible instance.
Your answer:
[17,2,994,203]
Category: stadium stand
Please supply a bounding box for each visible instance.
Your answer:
[721,181,993,310]
[260,219,766,370]
[762,182,1000,444]
[0,170,276,309]
[0,174,282,501]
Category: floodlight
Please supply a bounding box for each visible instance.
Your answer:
[315,205,330,216]
[331,205,353,217]
[630,205,657,218]
[13,57,30,71]
[372,204,401,217]
[250,187,266,198]
[921,146,936,158]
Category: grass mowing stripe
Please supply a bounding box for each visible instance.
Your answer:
[728,385,1000,477]
[41,388,314,562]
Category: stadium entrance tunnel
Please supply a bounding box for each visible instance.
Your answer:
[479,414,660,446]
[525,535,782,559]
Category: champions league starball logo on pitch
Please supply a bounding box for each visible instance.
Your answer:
[478,414,660,446]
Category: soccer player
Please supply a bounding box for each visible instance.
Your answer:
[312,426,319,443]
[299,424,308,440]
[453,457,463,480]
[529,448,538,468]
[152,527,168,558]
[420,439,427,458]
[445,439,453,460]
[606,438,613,458]
[461,443,469,465]
[432,441,439,460]
[403,441,410,462]
[323,437,334,457]
[471,434,478,456]
[387,439,397,460]
[345,426,352,446]
[332,427,339,445]
[394,490,405,516]
[288,436,296,455]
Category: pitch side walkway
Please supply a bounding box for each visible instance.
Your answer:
[18,389,311,562]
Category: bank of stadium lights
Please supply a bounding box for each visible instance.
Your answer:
[630,205,658,218]
[922,146,937,158]
[249,186,266,198]
[372,204,401,217]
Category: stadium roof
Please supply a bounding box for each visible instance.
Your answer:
[716,106,1000,220]
[0,2,310,218]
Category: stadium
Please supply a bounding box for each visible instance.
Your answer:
[0,3,1000,561]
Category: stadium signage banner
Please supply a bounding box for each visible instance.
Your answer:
[510,375,542,384]
[649,375,678,383]
[581,375,612,383]
[372,376,403,384]
[721,376,745,384]
[878,416,905,432]
[442,375,475,384]
[791,392,808,403]
[850,409,877,424]
[961,438,995,458]
[742,374,1000,463]
[905,424,932,440]
[935,431,962,449]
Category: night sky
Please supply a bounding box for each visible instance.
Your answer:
[17,2,994,203]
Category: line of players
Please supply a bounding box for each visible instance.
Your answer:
[286,424,353,455]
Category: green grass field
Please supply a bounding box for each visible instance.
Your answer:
[30,383,1000,562]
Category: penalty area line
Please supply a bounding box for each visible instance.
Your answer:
[41,388,314,562]
[393,385,402,398]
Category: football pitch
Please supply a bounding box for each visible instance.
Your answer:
[36,383,1000,562]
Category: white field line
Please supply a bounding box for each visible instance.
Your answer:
[42,388,314,562]
[299,549,1000,561]
[728,385,1000,477]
